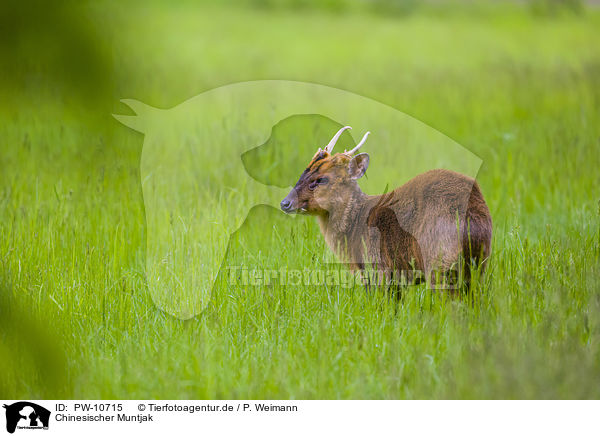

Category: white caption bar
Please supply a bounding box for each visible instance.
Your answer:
[0,400,597,435]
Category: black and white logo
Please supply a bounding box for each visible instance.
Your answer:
[3,402,50,433]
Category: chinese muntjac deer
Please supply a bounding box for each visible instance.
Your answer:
[280,126,492,290]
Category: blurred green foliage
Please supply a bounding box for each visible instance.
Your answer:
[0,286,66,398]
[0,0,112,108]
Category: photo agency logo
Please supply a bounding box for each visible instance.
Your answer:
[3,402,50,433]
[114,80,487,320]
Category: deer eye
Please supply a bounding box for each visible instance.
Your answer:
[309,177,328,191]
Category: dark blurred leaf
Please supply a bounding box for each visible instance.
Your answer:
[0,286,67,397]
[0,0,113,106]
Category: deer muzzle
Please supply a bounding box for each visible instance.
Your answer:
[280,189,303,214]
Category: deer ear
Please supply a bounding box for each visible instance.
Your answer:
[348,153,370,180]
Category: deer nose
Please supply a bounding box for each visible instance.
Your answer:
[280,198,292,212]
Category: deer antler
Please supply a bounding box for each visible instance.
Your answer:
[345,131,370,155]
[324,126,352,154]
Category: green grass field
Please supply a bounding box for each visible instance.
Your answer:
[1,1,600,399]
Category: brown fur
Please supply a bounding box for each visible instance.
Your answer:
[281,150,492,289]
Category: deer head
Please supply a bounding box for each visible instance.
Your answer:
[280,126,371,215]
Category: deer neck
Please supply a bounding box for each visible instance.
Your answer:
[317,187,371,260]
